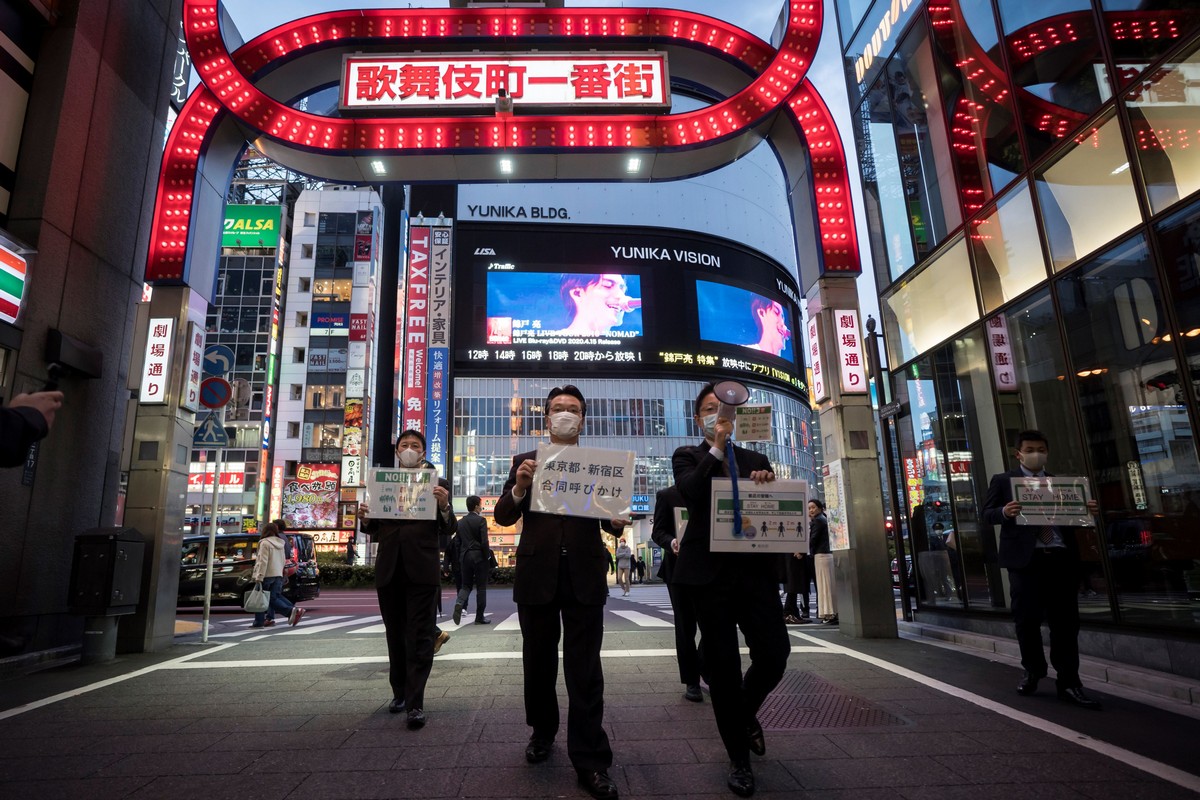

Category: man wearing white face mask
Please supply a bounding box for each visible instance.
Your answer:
[494,385,627,800]
[983,430,1101,710]
[359,429,457,729]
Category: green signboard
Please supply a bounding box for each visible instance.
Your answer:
[222,204,281,249]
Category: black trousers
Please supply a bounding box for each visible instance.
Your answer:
[455,550,490,622]
[377,574,438,709]
[665,579,701,685]
[783,556,814,617]
[684,572,791,761]
[518,556,612,771]
[1008,549,1081,688]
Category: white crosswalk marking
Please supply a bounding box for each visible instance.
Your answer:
[242,615,357,641]
[611,610,673,627]
[494,612,522,631]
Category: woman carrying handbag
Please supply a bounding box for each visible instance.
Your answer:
[250,522,306,628]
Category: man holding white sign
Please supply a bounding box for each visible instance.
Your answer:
[494,385,627,800]
[982,429,1101,710]
[360,430,457,729]
[671,383,790,798]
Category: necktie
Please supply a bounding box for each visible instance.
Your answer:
[1038,526,1055,545]
[724,440,742,537]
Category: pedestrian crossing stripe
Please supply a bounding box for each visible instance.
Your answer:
[0,244,27,325]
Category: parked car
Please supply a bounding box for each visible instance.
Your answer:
[178,532,320,607]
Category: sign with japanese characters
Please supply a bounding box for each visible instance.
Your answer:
[984,314,1018,392]
[709,479,808,553]
[341,53,669,112]
[426,226,452,473]
[1011,476,1095,527]
[366,467,437,520]
[807,316,827,403]
[282,463,341,530]
[402,226,431,433]
[823,460,850,550]
[140,317,174,404]
[734,404,773,442]
[832,309,867,394]
[181,322,205,412]
[530,443,635,520]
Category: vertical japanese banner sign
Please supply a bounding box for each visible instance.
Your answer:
[807,316,828,403]
[984,314,1018,392]
[140,318,174,404]
[402,226,430,436]
[181,322,205,412]
[426,226,453,473]
[832,309,868,394]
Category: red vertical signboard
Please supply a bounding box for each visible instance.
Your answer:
[403,227,430,433]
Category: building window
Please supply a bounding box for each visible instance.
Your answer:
[301,243,314,259]
[303,212,316,227]
[883,235,978,367]
[293,347,305,363]
[1035,110,1142,271]
[290,384,303,401]
[296,311,308,327]
[312,278,353,302]
[298,277,311,292]
[287,421,300,439]
[970,180,1048,313]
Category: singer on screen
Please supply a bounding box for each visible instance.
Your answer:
[560,273,641,335]
[747,297,792,357]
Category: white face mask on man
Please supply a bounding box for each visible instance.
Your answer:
[1018,451,1047,471]
[549,411,582,438]
[700,414,719,440]
[398,448,423,468]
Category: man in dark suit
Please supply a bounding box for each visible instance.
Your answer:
[1,390,62,467]
[982,429,1101,709]
[494,385,626,800]
[359,429,457,729]
[650,484,703,702]
[672,383,791,797]
[453,495,492,625]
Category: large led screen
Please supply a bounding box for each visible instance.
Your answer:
[454,224,806,394]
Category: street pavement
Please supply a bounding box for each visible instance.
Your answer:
[1,584,1199,799]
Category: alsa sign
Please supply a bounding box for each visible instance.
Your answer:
[222,204,281,249]
[340,53,670,112]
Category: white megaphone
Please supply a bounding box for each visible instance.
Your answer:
[712,379,750,423]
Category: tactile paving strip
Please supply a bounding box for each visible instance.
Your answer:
[758,670,908,729]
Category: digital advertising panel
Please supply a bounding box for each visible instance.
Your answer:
[454,224,806,393]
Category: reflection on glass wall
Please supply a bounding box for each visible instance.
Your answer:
[1100,0,1200,89]
[1035,111,1142,270]
[1058,234,1200,630]
[971,180,1049,312]
[930,0,1024,214]
[1126,36,1200,216]
[997,0,1111,160]
[888,24,963,257]
[856,78,918,285]
[883,235,978,366]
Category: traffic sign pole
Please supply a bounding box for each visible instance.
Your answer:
[201,438,224,643]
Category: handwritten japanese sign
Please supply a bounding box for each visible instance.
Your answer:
[710,479,809,553]
[366,467,437,521]
[734,404,773,442]
[341,53,669,112]
[1011,476,1095,527]
[531,444,635,520]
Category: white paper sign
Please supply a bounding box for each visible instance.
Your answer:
[709,478,809,553]
[530,443,634,520]
[673,507,689,544]
[1011,476,1095,527]
[366,467,437,520]
[734,404,773,442]
[823,459,850,550]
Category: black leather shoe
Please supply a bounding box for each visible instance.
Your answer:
[388,698,406,714]
[452,602,463,625]
[683,684,703,702]
[1016,672,1043,696]
[406,708,426,729]
[525,737,553,763]
[1058,686,1102,710]
[576,768,619,799]
[727,759,755,797]
[747,718,766,756]
[475,617,492,624]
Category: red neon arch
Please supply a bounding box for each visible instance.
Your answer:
[149,2,857,282]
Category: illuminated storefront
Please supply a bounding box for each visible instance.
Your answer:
[837,0,1200,644]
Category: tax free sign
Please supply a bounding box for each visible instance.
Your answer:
[222,204,281,249]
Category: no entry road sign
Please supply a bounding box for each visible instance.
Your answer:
[199,376,232,409]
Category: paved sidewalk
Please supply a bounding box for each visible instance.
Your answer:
[1,605,1198,798]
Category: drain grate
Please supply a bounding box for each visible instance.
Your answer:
[758,670,908,730]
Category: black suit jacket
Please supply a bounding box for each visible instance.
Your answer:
[651,485,686,583]
[1,406,48,468]
[457,511,490,556]
[671,440,775,586]
[362,475,456,588]
[808,513,830,555]
[495,448,613,606]
[982,468,1081,570]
